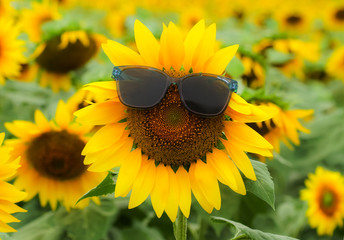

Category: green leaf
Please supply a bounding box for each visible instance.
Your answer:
[266,49,294,65]
[12,212,64,240]
[76,172,116,204]
[226,56,245,79]
[0,233,14,240]
[244,160,275,210]
[212,217,299,240]
[58,198,118,240]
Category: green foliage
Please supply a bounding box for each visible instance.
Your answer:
[77,172,117,204]
[226,56,245,79]
[12,198,118,240]
[212,217,299,240]
[244,160,275,210]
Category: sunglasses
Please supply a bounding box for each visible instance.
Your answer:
[111,65,238,117]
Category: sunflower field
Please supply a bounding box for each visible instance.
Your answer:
[1,0,344,239]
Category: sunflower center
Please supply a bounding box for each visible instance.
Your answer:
[35,33,97,74]
[286,15,302,25]
[247,120,276,136]
[242,68,259,87]
[335,8,344,21]
[26,130,87,180]
[127,84,224,167]
[319,188,339,217]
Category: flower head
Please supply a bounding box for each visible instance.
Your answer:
[248,102,313,154]
[0,17,26,84]
[0,133,26,232]
[33,30,106,92]
[326,46,344,82]
[75,20,274,221]
[5,101,106,210]
[301,167,344,236]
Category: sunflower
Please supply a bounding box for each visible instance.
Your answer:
[0,17,26,85]
[0,133,26,232]
[273,0,313,34]
[0,0,14,18]
[247,102,313,155]
[326,45,344,82]
[254,38,319,79]
[20,0,61,43]
[4,101,106,211]
[322,1,344,31]
[301,167,344,236]
[33,30,106,92]
[74,20,275,222]
[237,54,265,88]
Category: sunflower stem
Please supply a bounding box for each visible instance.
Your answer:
[173,209,187,240]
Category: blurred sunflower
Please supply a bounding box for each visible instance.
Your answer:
[326,45,344,82]
[254,38,319,79]
[33,30,106,92]
[323,1,344,31]
[0,133,26,232]
[20,0,61,43]
[0,0,14,18]
[237,54,265,88]
[13,61,41,83]
[273,1,313,34]
[0,17,26,85]
[5,101,106,211]
[247,102,313,157]
[75,20,274,222]
[301,167,344,236]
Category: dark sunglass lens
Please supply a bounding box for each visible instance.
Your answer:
[115,68,169,108]
[180,76,231,116]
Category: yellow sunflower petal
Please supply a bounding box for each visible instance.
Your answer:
[227,93,252,115]
[0,209,20,223]
[165,167,180,222]
[150,164,169,218]
[34,110,51,131]
[0,181,26,202]
[102,40,144,66]
[192,23,216,73]
[224,121,273,149]
[0,132,5,145]
[129,156,156,209]
[183,20,205,71]
[190,160,221,210]
[159,22,185,70]
[82,123,126,154]
[223,141,256,181]
[83,82,118,100]
[134,20,161,68]
[115,149,142,197]
[189,163,213,213]
[204,44,239,75]
[207,149,238,190]
[176,167,191,218]
[74,101,126,125]
[87,137,133,172]
[0,200,26,214]
[55,100,71,129]
[0,220,16,232]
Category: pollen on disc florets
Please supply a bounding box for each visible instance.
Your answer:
[247,120,277,136]
[26,130,87,180]
[127,79,224,167]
